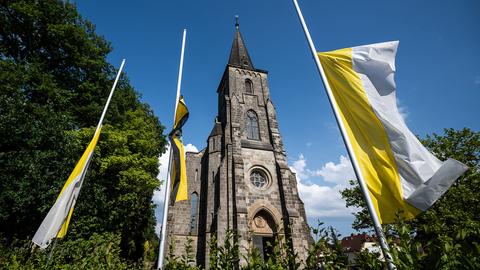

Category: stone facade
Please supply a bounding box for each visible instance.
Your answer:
[165,24,312,268]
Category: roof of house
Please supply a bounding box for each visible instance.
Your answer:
[341,233,377,252]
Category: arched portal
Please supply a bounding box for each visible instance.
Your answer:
[250,209,278,261]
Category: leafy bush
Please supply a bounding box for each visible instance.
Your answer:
[163,224,346,270]
[0,233,136,269]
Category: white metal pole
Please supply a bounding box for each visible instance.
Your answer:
[95,59,126,135]
[157,29,187,269]
[291,1,396,269]
[41,59,125,253]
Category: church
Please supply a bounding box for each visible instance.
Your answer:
[165,21,312,267]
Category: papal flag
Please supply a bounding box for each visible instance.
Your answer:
[32,128,102,248]
[169,96,189,205]
[317,41,468,223]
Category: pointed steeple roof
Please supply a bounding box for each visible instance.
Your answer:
[228,16,254,69]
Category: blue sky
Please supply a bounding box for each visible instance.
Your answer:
[73,0,480,236]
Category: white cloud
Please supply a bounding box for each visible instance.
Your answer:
[290,154,358,218]
[310,155,355,184]
[306,142,312,147]
[297,182,352,217]
[291,154,309,180]
[153,189,165,205]
[184,143,199,153]
[155,222,162,235]
[153,145,170,205]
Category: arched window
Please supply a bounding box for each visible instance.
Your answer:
[246,110,260,140]
[245,79,253,94]
[190,192,199,233]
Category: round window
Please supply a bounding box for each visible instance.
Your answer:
[250,170,267,189]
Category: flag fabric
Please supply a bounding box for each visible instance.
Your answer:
[169,96,189,205]
[317,41,468,223]
[32,128,102,248]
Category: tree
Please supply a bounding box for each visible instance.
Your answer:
[0,0,166,266]
[414,128,479,269]
[340,128,480,269]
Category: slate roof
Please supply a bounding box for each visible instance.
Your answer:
[228,22,254,70]
[341,233,377,252]
[209,122,223,137]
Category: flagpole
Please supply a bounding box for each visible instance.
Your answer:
[95,59,126,134]
[157,28,187,269]
[50,59,125,239]
[52,59,126,239]
[31,59,126,253]
[291,1,396,269]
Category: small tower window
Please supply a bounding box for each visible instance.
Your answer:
[245,79,253,94]
[246,110,260,140]
[190,192,199,233]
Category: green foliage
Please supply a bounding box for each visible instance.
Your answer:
[416,128,480,269]
[305,222,348,270]
[353,249,384,270]
[208,234,219,269]
[387,216,426,270]
[243,233,298,270]
[182,237,197,267]
[282,226,302,270]
[163,223,348,270]
[0,233,137,269]
[0,0,166,267]
[340,128,480,269]
[242,237,265,270]
[209,231,240,270]
[164,236,200,270]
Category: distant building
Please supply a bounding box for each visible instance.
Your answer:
[341,233,382,266]
[164,21,312,268]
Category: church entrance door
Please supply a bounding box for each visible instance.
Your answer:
[262,236,274,261]
[252,235,275,261]
[251,209,278,261]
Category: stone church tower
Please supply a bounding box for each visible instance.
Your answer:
[165,22,312,267]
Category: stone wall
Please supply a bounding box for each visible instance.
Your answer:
[166,35,312,269]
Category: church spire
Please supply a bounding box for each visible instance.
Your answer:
[228,16,254,69]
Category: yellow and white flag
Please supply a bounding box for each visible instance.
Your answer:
[32,128,101,248]
[318,41,468,223]
[168,96,189,205]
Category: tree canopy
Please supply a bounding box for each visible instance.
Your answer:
[0,0,166,267]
